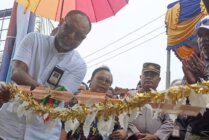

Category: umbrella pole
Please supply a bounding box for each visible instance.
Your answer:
[59,0,65,20]
[166,50,171,89]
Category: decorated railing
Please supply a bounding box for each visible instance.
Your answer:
[6,81,209,136]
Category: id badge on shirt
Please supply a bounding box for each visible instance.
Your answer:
[47,66,64,87]
[172,125,180,137]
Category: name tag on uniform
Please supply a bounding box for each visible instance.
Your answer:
[47,66,64,87]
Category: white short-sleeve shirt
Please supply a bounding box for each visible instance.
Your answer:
[13,32,87,92]
[0,32,87,140]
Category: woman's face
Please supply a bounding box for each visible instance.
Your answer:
[89,70,113,93]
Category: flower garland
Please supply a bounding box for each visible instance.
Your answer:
[6,81,209,136]
[8,81,209,123]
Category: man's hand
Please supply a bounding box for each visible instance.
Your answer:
[0,82,10,106]
[189,52,208,78]
[12,60,40,89]
[182,59,198,84]
[182,52,209,84]
[111,129,127,140]
[138,88,145,93]
[114,87,129,98]
[136,133,159,140]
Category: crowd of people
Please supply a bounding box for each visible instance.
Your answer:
[0,9,208,140]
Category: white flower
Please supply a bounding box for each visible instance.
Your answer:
[97,116,114,136]
[83,111,97,137]
[16,101,29,117]
[65,119,80,134]
[83,125,91,137]
[43,113,49,121]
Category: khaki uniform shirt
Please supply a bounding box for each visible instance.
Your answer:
[128,106,174,140]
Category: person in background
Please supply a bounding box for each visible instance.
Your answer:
[88,66,113,94]
[182,15,209,140]
[137,62,161,93]
[136,80,141,90]
[79,82,89,91]
[112,62,173,140]
[0,10,91,140]
[168,79,189,140]
[73,82,89,94]
[113,87,130,99]
[170,79,182,87]
[66,66,113,140]
[107,87,115,98]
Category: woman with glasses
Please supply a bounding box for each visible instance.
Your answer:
[88,66,113,94]
[65,66,114,140]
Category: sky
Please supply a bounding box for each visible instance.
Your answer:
[0,0,183,90]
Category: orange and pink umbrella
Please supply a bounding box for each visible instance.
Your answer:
[16,0,128,22]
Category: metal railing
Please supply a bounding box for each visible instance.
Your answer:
[0,8,12,65]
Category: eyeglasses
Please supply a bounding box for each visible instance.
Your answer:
[63,21,86,40]
[96,77,112,85]
[196,18,209,30]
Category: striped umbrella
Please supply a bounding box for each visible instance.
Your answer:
[16,0,129,22]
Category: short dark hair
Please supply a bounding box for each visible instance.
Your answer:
[89,66,113,84]
[65,10,92,31]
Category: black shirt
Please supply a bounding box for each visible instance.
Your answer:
[189,109,209,133]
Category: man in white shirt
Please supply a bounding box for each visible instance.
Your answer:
[0,10,91,140]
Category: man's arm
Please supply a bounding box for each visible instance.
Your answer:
[11,60,39,89]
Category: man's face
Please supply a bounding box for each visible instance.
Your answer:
[197,28,209,58]
[55,14,91,52]
[140,71,161,92]
[89,70,113,93]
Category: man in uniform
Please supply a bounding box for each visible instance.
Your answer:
[111,63,173,140]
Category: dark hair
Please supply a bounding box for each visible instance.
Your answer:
[89,66,113,84]
[65,10,92,31]
[81,82,89,90]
